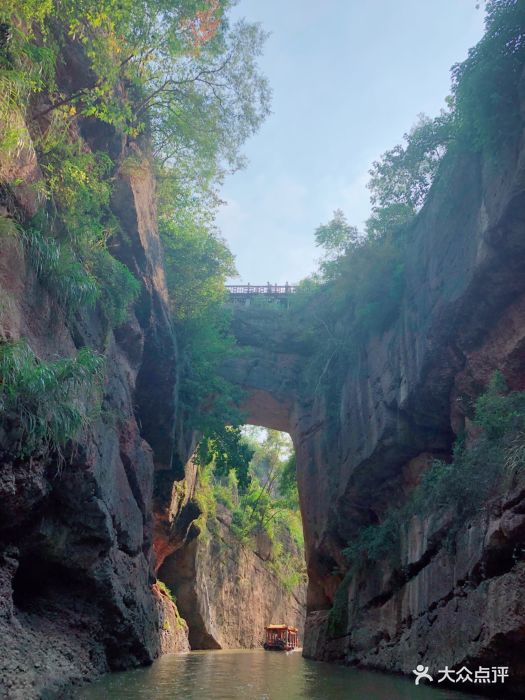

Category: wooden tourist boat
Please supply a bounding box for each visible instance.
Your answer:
[263,624,299,651]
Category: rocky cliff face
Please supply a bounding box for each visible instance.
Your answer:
[223,106,525,690]
[159,505,306,650]
[0,63,307,698]
[0,112,192,697]
[0,131,308,693]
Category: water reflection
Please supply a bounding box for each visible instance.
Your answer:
[76,650,485,700]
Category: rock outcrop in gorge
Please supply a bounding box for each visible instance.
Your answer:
[222,76,525,693]
[159,504,306,650]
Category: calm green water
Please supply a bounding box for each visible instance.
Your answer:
[76,650,486,700]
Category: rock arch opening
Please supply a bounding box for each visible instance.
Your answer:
[157,424,307,650]
[152,303,336,653]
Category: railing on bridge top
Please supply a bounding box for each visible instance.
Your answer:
[226,284,297,295]
[225,283,297,306]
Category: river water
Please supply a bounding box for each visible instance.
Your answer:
[76,650,486,700]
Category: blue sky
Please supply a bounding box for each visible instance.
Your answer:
[217,0,485,284]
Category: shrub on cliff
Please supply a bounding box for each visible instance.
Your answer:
[197,425,253,492]
[1,0,270,196]
[159,212,243,437]
[452,0,525,153]
[195,427,306,590]
[0,339,104,459]
[0,1,268,302]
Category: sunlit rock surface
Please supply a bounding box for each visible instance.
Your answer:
[159,506,306,650]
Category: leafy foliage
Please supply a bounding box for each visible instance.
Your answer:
[366,112,453,237]
[342,513,402,573]
[156,579,176,604]
[176,307,242,434]
[196,427,305,591]
[452,0,525,153]
[0,339,104,457]
[0,3,270,467]
[158,165,243,440]
[93,249,142,327]
[160,217,235,321]
[156,579,186,628]
[19,223,100,312]
[142,16,271,174]
[1,0,270,181]
[330,375,525,637]
[142,4,270,440]
[0,0,269,330]
[197,425,254,492]
[314,209,360,276]
[160,206,240,434]
[326,571,351,637]
[294,0,525,434]
[279,452,299,507]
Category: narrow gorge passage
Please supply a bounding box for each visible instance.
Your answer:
[77,649,487,700]
[155,426,307,652]
[1,1,525,699]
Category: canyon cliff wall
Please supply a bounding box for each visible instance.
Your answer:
[223,81,525,692]
[159,505,306,650]
[0,55,306,699]
[0,110,194,697]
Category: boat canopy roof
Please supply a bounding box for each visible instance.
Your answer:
[265,624,298,632]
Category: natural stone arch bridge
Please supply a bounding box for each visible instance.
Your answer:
[218,148,525,658]
[218,301,453,615]
[162,130,525,671]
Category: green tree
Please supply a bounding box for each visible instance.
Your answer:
[366,112,452,238]
[160,218,235,320]
[314,209,360,258]
[452,0,525,152]
[279,452,299,508]
[314,209,361,281]
[5,1,271,185]
[0,1,272,472]
[231,429,297,534]
[247,428,293,492]
[198,425,254,492]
